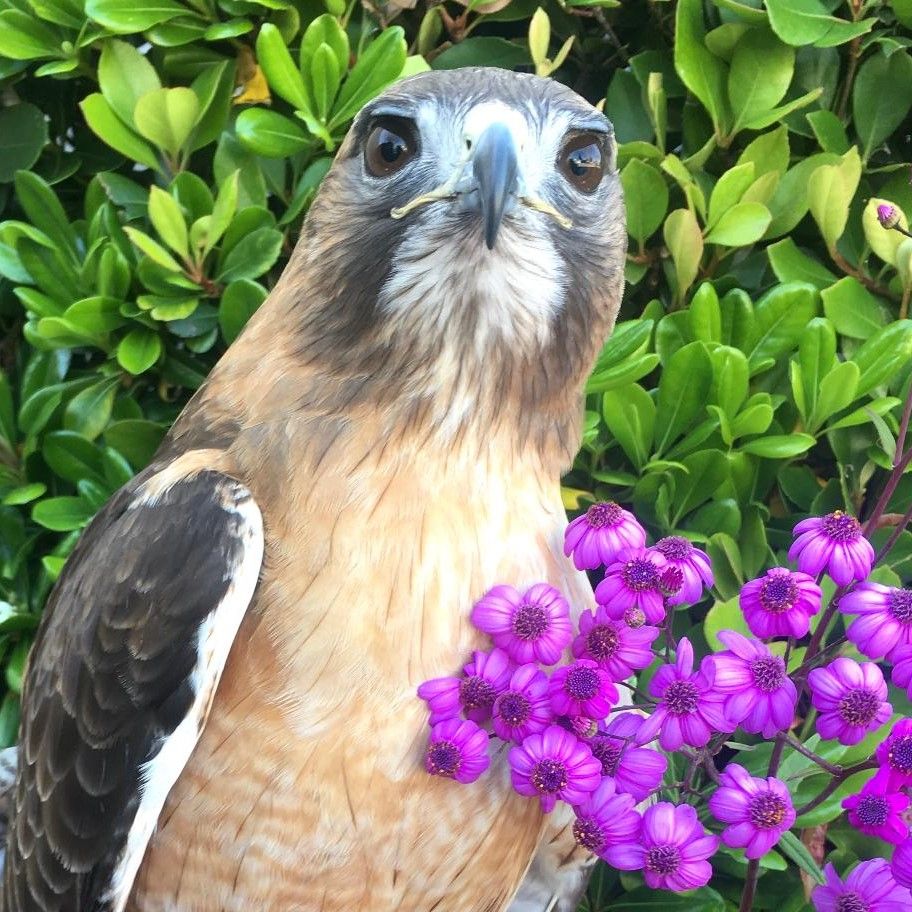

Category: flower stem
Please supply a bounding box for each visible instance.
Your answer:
[739,861,760,912]
[784,734,841,775]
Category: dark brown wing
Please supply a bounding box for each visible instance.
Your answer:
[2,465,263,912]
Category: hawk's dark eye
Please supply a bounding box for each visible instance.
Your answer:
[558,132,607,194]
[365,117,418,177]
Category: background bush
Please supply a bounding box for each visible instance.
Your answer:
[2,0,912,907]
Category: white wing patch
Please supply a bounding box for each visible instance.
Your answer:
[105,492,264,912]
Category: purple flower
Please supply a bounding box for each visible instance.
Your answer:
[739,567,822,638]
[549,659,617,720]
[589,712,667,801]
[808,657,892,746]
[606,802,719,892]
[813,860,912,912]
[842,583,912,661]
[508,725,602,813]
[708,764,795,859]
[842,778,910,844]
[572,607,659,682]
[563,501,646,570]
[874,719,912,790]
[571,779,642,861]
[651,536,713,606]
[635,638,730,751]
[595,548,665,625]
[417,647,513,724]
[424,719,490,783]
[892,840,912,890]
[710,631,797,738]
[471,583,573,666]
[492,663,551,743]
[892,643,912,698]
[878,204,901,230]
[789,511,875,586]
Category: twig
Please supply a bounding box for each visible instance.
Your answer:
[785,734,841,775]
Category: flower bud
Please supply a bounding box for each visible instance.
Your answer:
[878,204,901,230]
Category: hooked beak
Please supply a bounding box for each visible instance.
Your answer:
[472,123,519,250]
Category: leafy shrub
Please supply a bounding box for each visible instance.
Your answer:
[2,0,912,907]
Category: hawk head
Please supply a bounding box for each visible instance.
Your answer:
[255,68,625,458]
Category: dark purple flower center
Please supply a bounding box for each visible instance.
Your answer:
[460,675,496,712]
[855,794,889,826]
[622,558,660,592]
[823,510,862,542]
[590,735,623,776]
[750,656,786,693]
[664,680,699,716]
[426,741,461,777]
[513,603,549,641]
[748,792,787,829]
[645,844,680,875]
[565,666,600,700]
[834,895,869,912]
[889,589,912,624]
[497,692,530,726]
[659,565,684,596]
[624,606,646,628]
[888,734,912,773]
[531,758,568,795]
[838,688,880,726]
[656,536,693,560]
[587,624,620,660]
[586,502,622,528]
[573,816,605,852]
[759,572,798,613]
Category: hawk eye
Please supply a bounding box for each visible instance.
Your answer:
[558,132,607,194]
[364,117,418,177]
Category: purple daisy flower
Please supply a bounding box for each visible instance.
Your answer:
[471,583,573,666]
[892,643,912,698]
[589,712,667,801]
[892,840,912,890]
[739,567,822,639]
[424,719,490,783]
[808,657,892,746]
[813,860,912,912]
[572,779,642,861]
[595,548,665,625]
[605,802,719,892]
[417,647,513,724]
[508,725,602,813]
[563,501,646,570]
[492,663,552,743]
[842,778,910,844]
[571,607,659,683]
[842,583,912,661]
[710,631,797,738]
[651,536,714,606]
[874,720,912,790]
[635,638,730,751]
[789,510,875,586]
[548,659,617,720]
[707,763,795,859]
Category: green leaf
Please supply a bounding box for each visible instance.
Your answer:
[2,483,47,506]
[672,449,728,523]
[852,320,912,396]
[42,430,105,484]
[63,379,118,440]
[97,40,161,130]
[654,341,713,455]
[203,18,252,40]
[747,282,819,372]
[727,28,794,135]
[704,201,771,246]
[85,0,186,33]
[134,88,200,158]
[256,23,311,114]
[219,279,267,343]
[148,186,189,261]
[0,10,62,60]
[742,434,816,458]
[737,125,789,177]
[605,886,725,911]
[807,147,862,249]
[204,171,239,255]
[812,360,860,429]
[619,159,668,244]
[103,420,165,468]
[663,208,703,301]
[330,27,407,130]
[216,227,283,282]
[797,317,836,423]
[863,197,910,267]
[300,13,349,74]
[765,0,874,48]
[602,384,654,470]
[431,37,530,72]
[767,237,836,289]
[235,108,310,158]
[308,43,341,122]
[853,51,912,161]
[674,0,730,134]
[821,277,889,340]
[707,162,754,227]
[807,109,849,154]
[0,103,48,183]
[31,496,93,532]
[13,171,78,261]
[777,830,824,885]
[123,227,183,272]
[80,94,162,172]
[710,345,749,418]
[117,329,162,375]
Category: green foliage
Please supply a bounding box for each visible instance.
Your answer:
[3,0,912,905]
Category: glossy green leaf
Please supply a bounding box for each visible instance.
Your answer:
[654,341,713,455]
[853,50,912,160]
[85,0,185,32]
[663,208,703,301]
[219,279,267,343]
[133,88,200,158]
[31,496,93,531]
[80,94,162,172]
[674,0,730,133]
[236,108,310,158]
[0,104,48,183]
[821,277,889,340]
[216,228,283,282]
[148,186,189,260]
[741,434,816,458]
[727,28,794,134]
[765,0,874,47]
[620,159,668,244]
[97,40,161,129]
[63,379,118,440]
[704,202,771,246]
[117,329,162,375]
[807,147,862,249]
